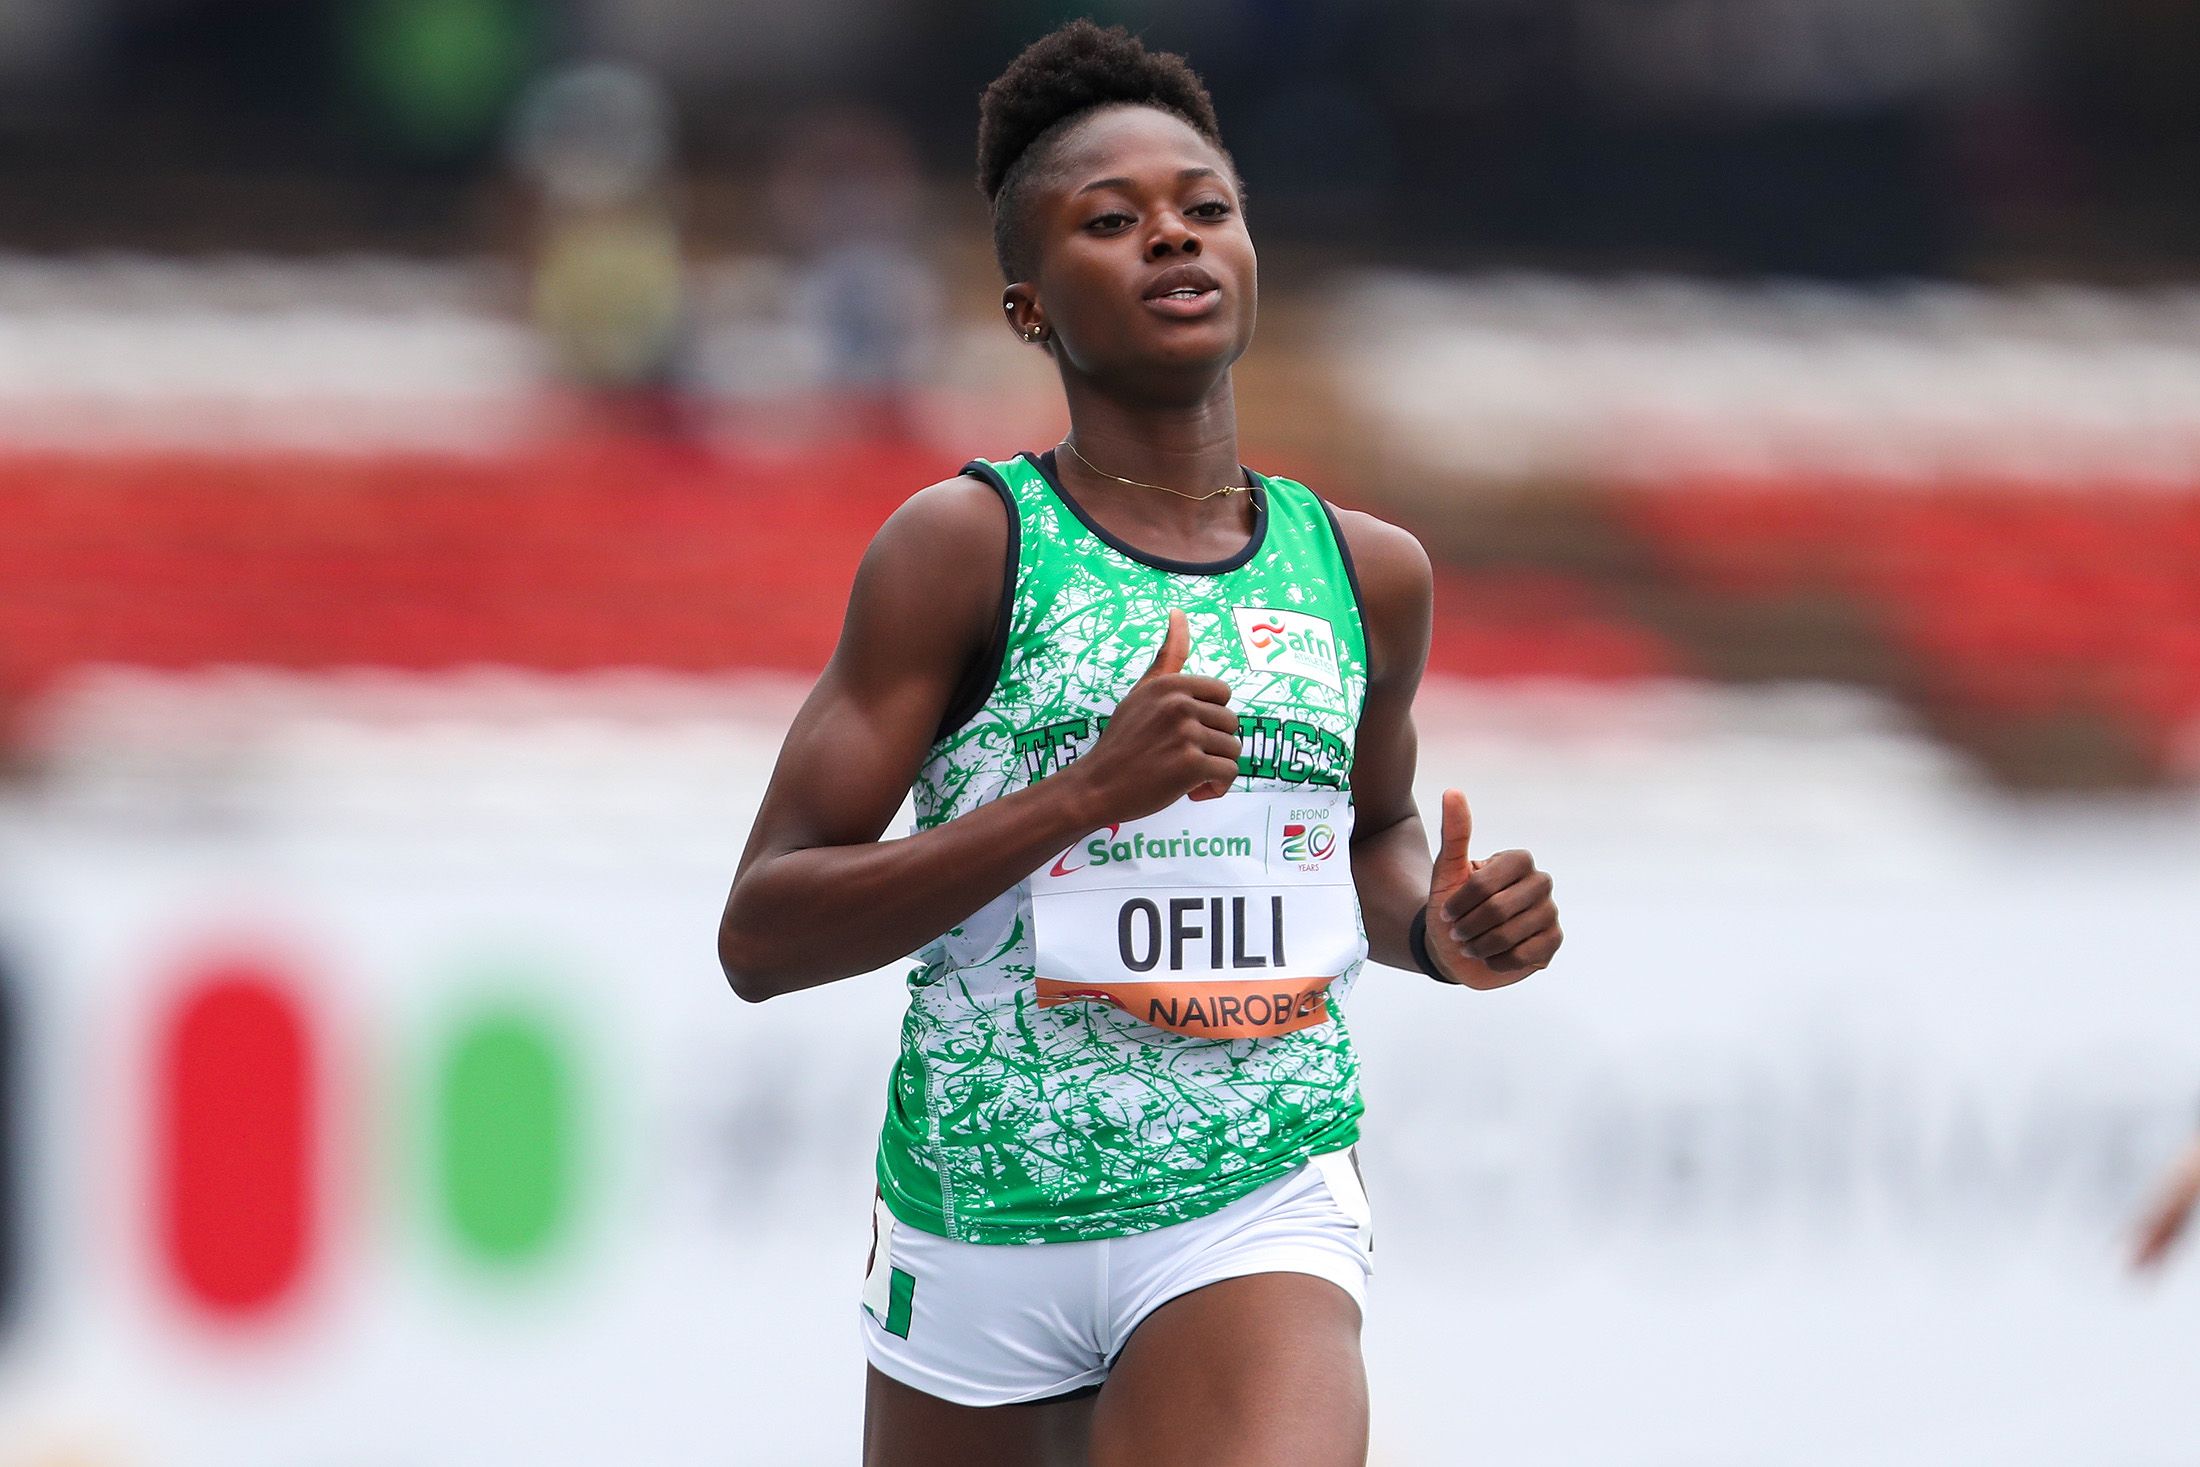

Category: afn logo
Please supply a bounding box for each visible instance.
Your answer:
[1233,607,1342,694]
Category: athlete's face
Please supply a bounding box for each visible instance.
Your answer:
[1010,106,1257,388]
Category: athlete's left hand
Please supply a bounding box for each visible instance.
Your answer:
[1425,788,1561,986]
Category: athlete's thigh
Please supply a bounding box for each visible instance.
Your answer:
[864,1366,1097,1467]
[1088,1273,1367,1467]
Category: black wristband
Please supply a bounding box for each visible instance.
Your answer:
[1406,908,1451,983]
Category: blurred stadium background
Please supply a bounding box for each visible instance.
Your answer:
[1,1,2199,1463]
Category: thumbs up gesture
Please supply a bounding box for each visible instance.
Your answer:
[1067,609,1242,823]
[1424,789,1561,986]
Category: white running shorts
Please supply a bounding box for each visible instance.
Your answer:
[859,1149,1374,1407]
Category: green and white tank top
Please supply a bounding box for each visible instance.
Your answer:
[875,449,1370,1244]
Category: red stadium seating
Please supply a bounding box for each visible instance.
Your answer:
[0,445,1689,719]
[1623,474,2200,773]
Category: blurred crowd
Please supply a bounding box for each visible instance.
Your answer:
[0,1,2195,275]
[0,0,2193,1255]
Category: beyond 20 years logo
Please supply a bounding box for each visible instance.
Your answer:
[1280,821,1337,864]
[1232,608,1342,694]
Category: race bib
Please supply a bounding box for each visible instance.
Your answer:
[1032,789,1360,1039]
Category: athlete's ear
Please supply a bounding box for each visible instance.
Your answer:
[1002,284,1047,345]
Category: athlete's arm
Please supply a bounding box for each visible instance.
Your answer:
[718,481,1241,1002]
[2134,1128,2200,1271]
[1335,507,1561,989]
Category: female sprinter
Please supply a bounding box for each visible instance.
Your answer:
[718,21,1562,1467]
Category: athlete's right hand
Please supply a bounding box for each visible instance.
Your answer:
[1067,608,1241,822]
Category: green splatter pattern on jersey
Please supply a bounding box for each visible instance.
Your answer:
[875,451,1369,1244]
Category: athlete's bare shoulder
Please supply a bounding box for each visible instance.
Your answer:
[1323,505,1432,686]
[830,469,1012,691]
[885,473,1014,552]
[865,471,1009,595]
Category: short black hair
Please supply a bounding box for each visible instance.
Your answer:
[977,20,1233,283]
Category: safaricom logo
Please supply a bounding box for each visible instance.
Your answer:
[1051,824,1256,876]
[1232,608,1344,693]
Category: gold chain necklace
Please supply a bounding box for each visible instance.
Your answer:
[1058,437,1247,501]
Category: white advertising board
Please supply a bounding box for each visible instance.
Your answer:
[0,677,2194,1465]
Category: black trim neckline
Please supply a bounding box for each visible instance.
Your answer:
[1024,449,1268,576]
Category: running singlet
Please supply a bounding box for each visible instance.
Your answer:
[875,450,1370,1244]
